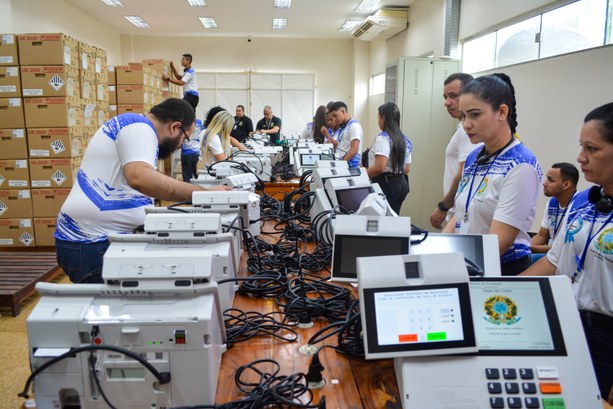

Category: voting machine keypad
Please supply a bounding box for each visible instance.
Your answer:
[486,367,565,408]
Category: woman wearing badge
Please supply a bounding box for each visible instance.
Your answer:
[522,102,613,404]
[443,73,542,275]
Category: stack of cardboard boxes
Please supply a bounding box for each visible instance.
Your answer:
[115,62,158,115]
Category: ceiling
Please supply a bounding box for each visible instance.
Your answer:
[63,0,414,39]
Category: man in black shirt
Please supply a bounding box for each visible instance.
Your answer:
[230,105,253,143]
[256,105,282,145]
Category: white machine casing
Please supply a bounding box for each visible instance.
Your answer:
[221,173,259,191]
[232,155,273,181]
[309,166,354,191]
[314,160,349,169]
[27,282,226,409]
[330,214,412,282]
[192,190,261,237]
[356,192,398,217]
[356,252,477,358]
[393,275,602,409]
[323,173,376,210]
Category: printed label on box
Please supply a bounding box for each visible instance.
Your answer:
[0,200,6,215]
[18,190,30,199]
[64,45,71,65]
[8,98,21,107]
[81,53,88,70]
[13,129,24,138]
[51,170,67,186]
[67,78,75,96]
[6,67,18,76]
[19,231,34,246]
[0,57,13,63]
[15,160,27,168]
[48,74,65,91]
[30,149,50,157]
[0,175,4,186]
[23,89,43,96]
[2,35,15,44]
[9,180,27,187]
[20,219,32,228]
[51,140,66,154]
[0,85,16,93]
[0,239,13,245]
[95,58,101,73]
[32,181,51,188]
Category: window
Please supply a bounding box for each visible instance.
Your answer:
[370,72,385,96]
[462,0,610,72]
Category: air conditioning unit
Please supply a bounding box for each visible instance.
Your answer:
[352,9,408,41]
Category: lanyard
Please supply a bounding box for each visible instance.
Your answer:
[552,192,576,238]
[573,211,613,282]
[265,118,272,129]
[463,156,499,217]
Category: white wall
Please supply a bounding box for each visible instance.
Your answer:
[6,0,121,63]
[120,34,355,121]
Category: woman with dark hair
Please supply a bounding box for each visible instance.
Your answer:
[443,73,542,275]
[300,105,327,143]
[523,102,613,403]
[366,102,412,214]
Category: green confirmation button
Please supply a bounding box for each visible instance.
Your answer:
[427,332,447,341]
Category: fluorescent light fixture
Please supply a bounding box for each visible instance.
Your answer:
[199,17,218,28]
[187,0,206,6]
[100,0,124,6]
[339,18,362,32]
[272,18,287,30]
[124,15,150,28]
[355,0,380,12]
[273,0,291,8]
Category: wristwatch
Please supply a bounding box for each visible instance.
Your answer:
[437,201,450,212]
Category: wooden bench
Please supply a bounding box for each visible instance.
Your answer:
[0,252,62,317]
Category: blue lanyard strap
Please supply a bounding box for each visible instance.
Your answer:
[552,192,576,238]
[574,211,613,281]
[463,157,498,216]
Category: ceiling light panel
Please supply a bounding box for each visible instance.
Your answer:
[199,17,218,28]
[272,18,287,30]
[187,0,206,6]
[124,15,150,28]
[339,18,362,32]
[100,0,124,6]
[273,0,291,8]
[355,0,380,12]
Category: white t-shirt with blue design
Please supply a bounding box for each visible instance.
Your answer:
[55,114,158,243]
[540,196,568,244]
[454,139,543,263]
[367,131,412,173]
[182,67,198,97]
[334,118,362,168]
[547,188,613,315]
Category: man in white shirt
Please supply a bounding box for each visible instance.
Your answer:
[430,73,480,228]
[163,53,199,110]
[327,101,363,169]
[530,162,578,259]
[55,98,229,284]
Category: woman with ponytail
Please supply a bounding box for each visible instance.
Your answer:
[443,73,542,275]
[366,102,412,214]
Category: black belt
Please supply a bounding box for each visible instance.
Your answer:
[580,310,613,327]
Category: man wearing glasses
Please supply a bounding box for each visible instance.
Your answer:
[54,98,230,284]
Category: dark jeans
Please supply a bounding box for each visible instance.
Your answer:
[371,173,409,214]
[500,254,532,276]
[181,153,199,182]
[580,310,613,399]
[55,239,110,284]
[183,93,199,111]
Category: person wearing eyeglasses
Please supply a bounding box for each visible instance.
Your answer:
[54,98,231,284]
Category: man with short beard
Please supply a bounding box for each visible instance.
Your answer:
[54,98,230,284]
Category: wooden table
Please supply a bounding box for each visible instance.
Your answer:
[214,224,401,408]
[264,179,303,201]
[0,251,62,316]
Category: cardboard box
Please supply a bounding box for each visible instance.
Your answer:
[27,127,86,158]
[0,34,19,66]
[0,97,25,128]
[117,84,151,104]
[0,129,27,159]
[142,59,170,77]
[115,63,151,85]
[97,101,109,126]
[29,157,81,188]
[84,126,97,144]
[95,73,109,102]
[80,70,96,100]
[32,188,69,217]
[0,189,32,218]
[78,41,96,73]
[82,99,97,127]
[107,65,116,85]
[18,33,78,67]
[0,218,35,247]
[108,104,117,119]
[24,96,83,128]
[20,65,80,98]
[0,66,21,97]
[108,84,117,104]
[0,159,29,189]
[94,47,108,75]
[117,104,147,115]
[34,217,56,246]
